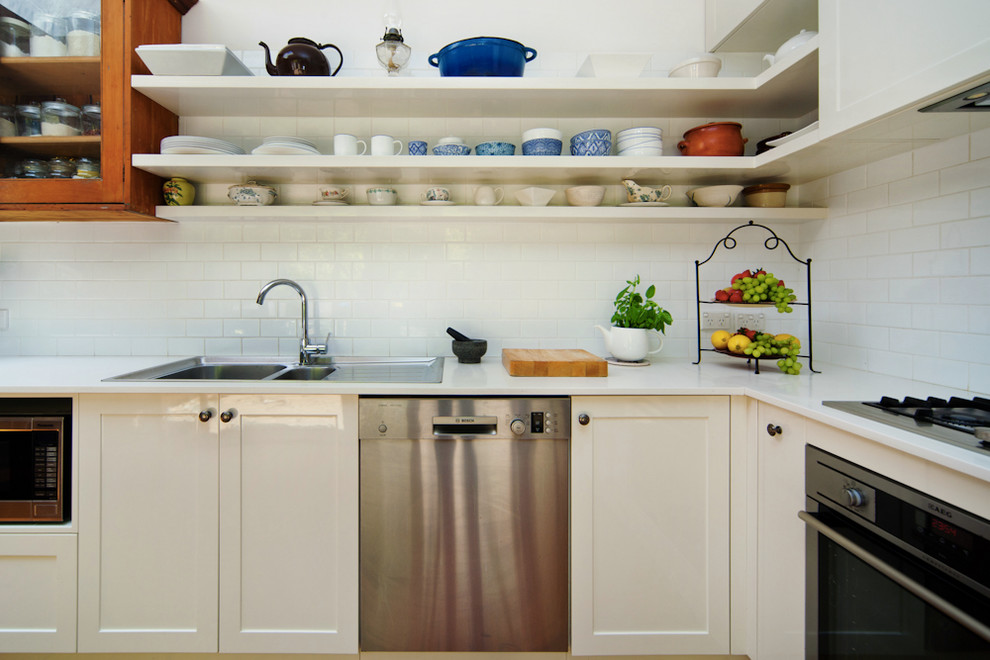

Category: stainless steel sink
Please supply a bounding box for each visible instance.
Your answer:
[105,356,444,384]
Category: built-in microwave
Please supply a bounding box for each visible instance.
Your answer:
[0,398,70,523]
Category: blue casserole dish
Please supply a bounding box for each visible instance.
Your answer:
[429,37,537,77]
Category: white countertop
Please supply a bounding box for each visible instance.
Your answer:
[3,354,989,483]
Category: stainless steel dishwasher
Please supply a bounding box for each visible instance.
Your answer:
[359,396,569,652]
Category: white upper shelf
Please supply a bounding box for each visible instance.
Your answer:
[131,38,818,119]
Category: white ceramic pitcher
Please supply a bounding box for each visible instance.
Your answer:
[595,325,664,362]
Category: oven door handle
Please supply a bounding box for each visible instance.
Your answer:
[799,510,990,644]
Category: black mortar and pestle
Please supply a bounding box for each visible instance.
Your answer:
[447,327,487,363]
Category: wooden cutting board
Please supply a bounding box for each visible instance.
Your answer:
[502,349,608,377]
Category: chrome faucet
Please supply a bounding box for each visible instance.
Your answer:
[256,279,328,364]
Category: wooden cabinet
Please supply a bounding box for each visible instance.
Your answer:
[570,395,730,655]
[819,0,990,138]
[0,534,77,652]
[0,0,185,221]
[755,402,807,660]
[77,393,358,654]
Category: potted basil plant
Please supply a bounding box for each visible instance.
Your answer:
[595,275,673,361]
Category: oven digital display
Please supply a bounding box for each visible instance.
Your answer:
[929,514,974,550]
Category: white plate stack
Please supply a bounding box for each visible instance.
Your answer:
[160,135,245,155]
[251,136,322,155]
[616,126,663,156]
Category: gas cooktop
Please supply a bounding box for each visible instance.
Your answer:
[823,396,990,454]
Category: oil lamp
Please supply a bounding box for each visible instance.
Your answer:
[375,4,410,76]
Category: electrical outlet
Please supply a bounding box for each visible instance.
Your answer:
[735,311,765,331]
[701,311,733,330]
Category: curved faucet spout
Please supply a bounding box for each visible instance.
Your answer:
[256,279,327,364]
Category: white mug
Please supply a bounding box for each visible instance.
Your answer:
[371,134,403,156]
[334,133,367,156]
[473,185,504,206]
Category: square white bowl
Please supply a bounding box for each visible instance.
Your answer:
[516,187,556,206]
[136,44,253,76]
[577,53,651,78]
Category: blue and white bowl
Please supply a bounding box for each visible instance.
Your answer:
[570,129,612,156]
[475,141,516,156]
[433,143,472,156]
[522,138,563,156]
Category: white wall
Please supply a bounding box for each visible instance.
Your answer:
[802,126,990,393]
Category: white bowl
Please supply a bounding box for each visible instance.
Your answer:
[565,185,606,206]
[437,136,465,145]
[618,146,663,157]
[522,127,563,142]
[617,126,662,137]
[686,184,743,207]
[135,44,253,76]
[515,187,556,206]
[228,181,277,206]
[668,55,722,78]
[577,53,651,78]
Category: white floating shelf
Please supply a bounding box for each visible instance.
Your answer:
[154,204,828,224]
[131,39,817,119]
[134,153,801,186]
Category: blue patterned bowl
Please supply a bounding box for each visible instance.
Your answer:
[432,143,472,156]
[522,138,562,156]
[475,141,516,156]
[570,129,612,156]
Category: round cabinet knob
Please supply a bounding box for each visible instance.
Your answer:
[198,409,213,423]
[844,487,867,508]
[220,409,235,423]
[510,419,526,435]
[578,413,590,426]
[378,423,388,434]
[767,423,782,436]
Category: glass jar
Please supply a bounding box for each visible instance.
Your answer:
[15,103,41,136]
[75,157,100,179]
[20,159,50,178]
[30,13,67,57]
[41,100,81,136]
[48,156,76,178]
[67,10,100,57]
[0,105,15,137]
[0,16,31,57]
[82,104,101,135]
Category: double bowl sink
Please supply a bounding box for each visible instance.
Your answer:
[106,356,444,383]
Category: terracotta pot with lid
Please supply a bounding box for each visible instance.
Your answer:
[677,121,747,156]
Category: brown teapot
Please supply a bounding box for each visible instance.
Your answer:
[259,38,343,76]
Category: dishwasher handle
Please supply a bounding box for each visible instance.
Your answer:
[433,415,498,436]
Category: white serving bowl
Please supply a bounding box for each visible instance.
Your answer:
[515,186,556,206]
[668,55,722,78]
[565,185,606,206]
[686,184,743,207]
[576,53,651,78]
[522,127,563,142]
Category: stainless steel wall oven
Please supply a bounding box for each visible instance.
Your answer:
[0,398,71,523]
[802,445,990,659]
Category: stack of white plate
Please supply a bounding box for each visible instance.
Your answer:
[616,126,663,156]
[251,136,321,155]
[160,135,245,155]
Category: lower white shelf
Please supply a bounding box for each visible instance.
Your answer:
[154,204,828,223]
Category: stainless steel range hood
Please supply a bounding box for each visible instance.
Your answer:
[920,79,990,112]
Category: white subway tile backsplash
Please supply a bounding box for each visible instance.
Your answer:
[913,134,969,174]
[940,157,990,195]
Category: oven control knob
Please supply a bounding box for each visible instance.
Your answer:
[510,419,526,435]
[843,487,867,508]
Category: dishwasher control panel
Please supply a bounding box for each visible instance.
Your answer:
[359,396,570,439]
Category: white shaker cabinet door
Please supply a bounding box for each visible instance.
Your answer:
[756,403,808,660]
[0,534,77,652]
[78,393,220,653]
[571,395,730,656]
[819,0,990,138]
[218,394,358,654]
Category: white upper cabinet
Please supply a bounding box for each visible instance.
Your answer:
[819,0,990,138]
[707,0,818,53]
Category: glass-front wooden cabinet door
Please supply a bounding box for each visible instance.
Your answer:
[0,0,187,221]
